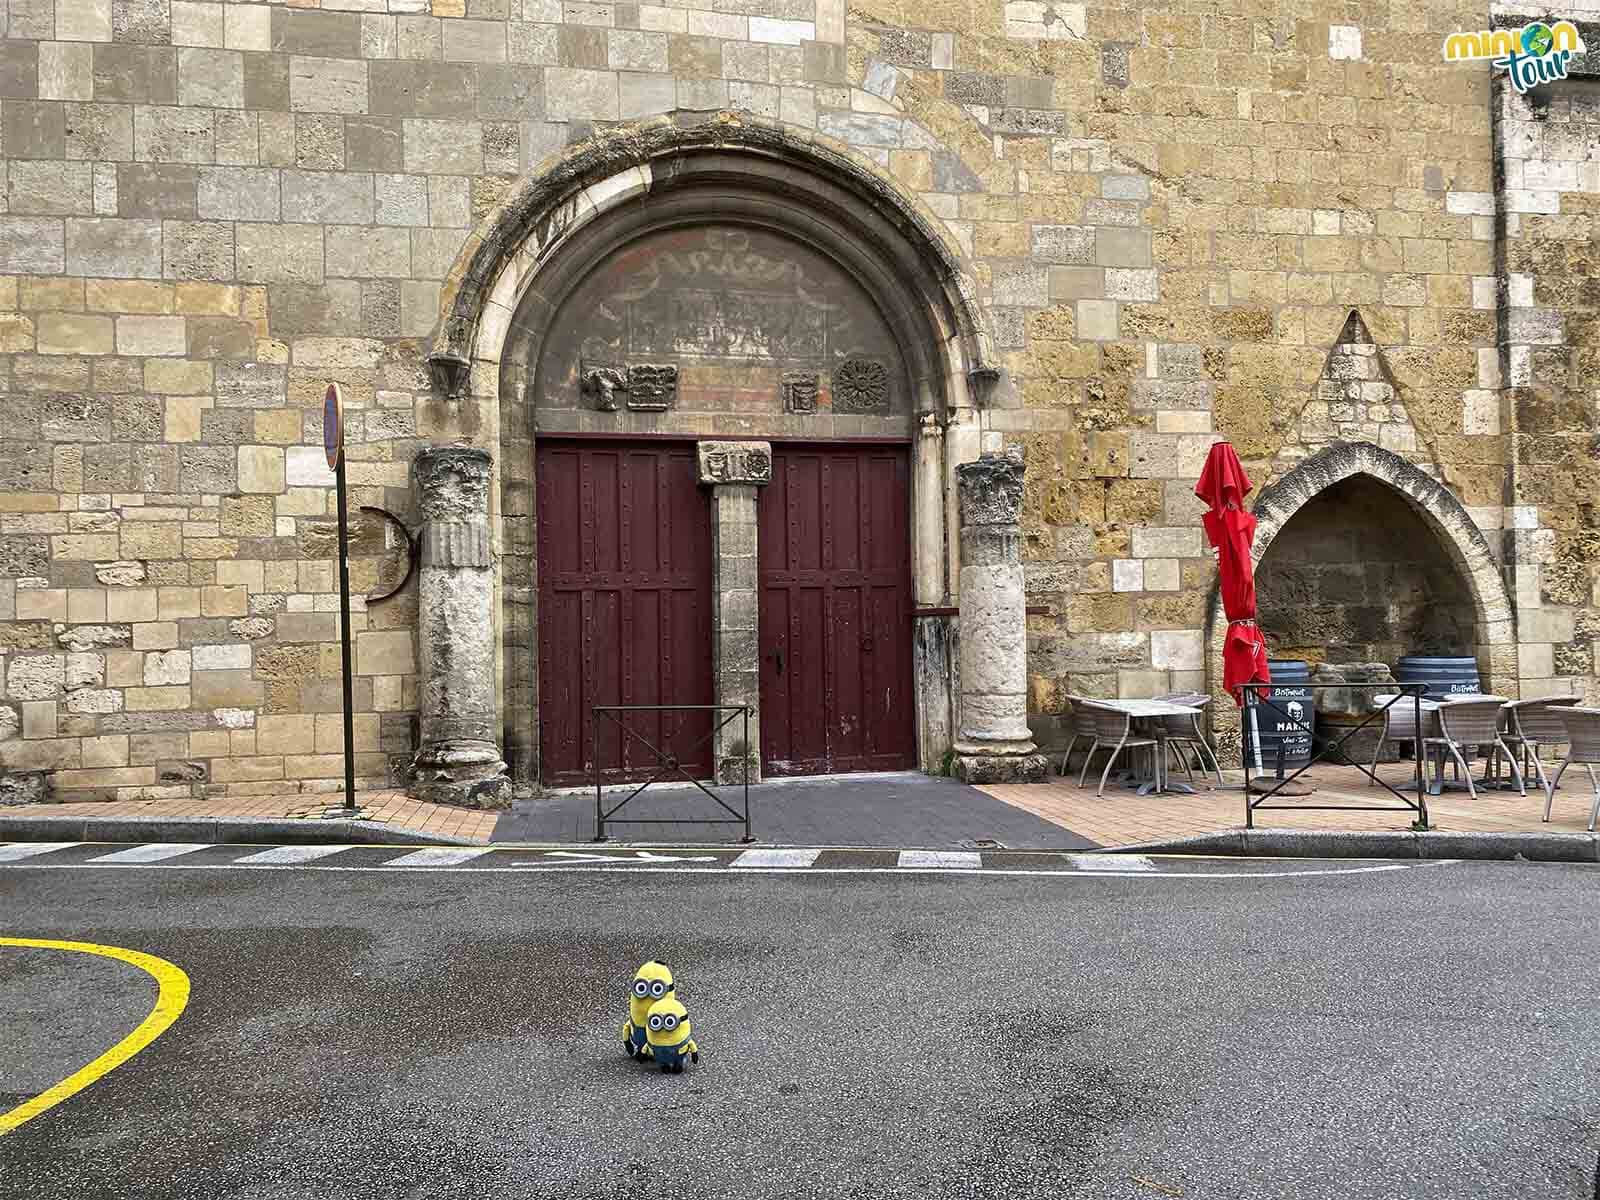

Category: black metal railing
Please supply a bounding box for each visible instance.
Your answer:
[590,704,753,843]
[1241,682,1430,830]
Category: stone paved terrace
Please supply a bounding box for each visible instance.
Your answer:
[979,761,1600,849]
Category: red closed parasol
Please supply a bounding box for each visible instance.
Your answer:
[1195,442,1270,707]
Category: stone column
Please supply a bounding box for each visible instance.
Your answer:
[410,445,512,808]
[951,447,1047,783]
[698,440,771,785]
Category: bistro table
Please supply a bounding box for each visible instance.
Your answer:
[1087,698,1206,796]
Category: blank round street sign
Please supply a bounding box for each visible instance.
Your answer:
[324,383,343,470]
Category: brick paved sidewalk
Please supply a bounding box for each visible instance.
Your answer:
[0,789,500,843]
[979,760,1600,848]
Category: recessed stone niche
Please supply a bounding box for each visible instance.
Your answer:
[1255,474,1478,668]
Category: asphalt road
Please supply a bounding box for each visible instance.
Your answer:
[494,771,1096,848]
[2,857,1597,1199]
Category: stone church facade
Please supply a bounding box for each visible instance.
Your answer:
[0,0,1596,805]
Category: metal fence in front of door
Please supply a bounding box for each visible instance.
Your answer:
[590,704,753,842]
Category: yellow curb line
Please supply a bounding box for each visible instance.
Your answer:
[0,937,190,1136]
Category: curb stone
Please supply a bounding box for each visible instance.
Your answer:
[1111,828,1600,863]
[0,814,478,847]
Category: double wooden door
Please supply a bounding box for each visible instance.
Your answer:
[757,444,916,776]
[535,439,915,786]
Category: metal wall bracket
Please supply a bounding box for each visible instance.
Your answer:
[359,505,420,605]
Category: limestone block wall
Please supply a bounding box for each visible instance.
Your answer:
[0,0,1594,797]
[1492,65,1600,702]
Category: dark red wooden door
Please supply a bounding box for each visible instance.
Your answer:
[536,440,713,788]
[758,444,915,776]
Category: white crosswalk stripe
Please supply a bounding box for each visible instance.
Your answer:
[1068,854,1155,872]
[730,848,821,868]
[897,849,981,869]
[385,846,494,867]
[233,844,354,865]
[89,843,211,864]
[0,842,78,862]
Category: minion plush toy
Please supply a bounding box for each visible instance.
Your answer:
[623,961,673,1059]
[645,996,699,1073]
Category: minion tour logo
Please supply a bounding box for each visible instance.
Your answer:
[1443,20,1587,93]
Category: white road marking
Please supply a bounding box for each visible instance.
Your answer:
[0,842,78,862]
[731,848,821,868]
[1069,854,1156,872]
[532,850,720,865]
[88,843,211,864]
[233,844,353,865]
[898,850,981,869]
[385,846,494,867]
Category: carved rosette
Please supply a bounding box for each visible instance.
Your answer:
[698,440,773,487]
[833,357,890,413]
[414,445,494,524]
[956,447,1026,528]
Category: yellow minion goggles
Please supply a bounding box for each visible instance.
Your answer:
[632,978,673,1000]
[646,1011,685,1032]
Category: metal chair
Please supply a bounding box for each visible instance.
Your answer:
[1367,694,1429,785]
[1058,698,1102,777]
[1156,694,1222,785]
[1077,702,1159,797]
[1495,697,1580,797]
[1425,698,1523,799]
[1547,707,1600,830]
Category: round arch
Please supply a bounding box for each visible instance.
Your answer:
[1204,442,1519,748]
[425,112,995,402]
[423,111,999,788]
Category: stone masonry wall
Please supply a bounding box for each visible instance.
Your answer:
[1492,62,1600,702]
[0,0,1596,797]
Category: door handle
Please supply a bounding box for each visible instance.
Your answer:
[773,648,784,676]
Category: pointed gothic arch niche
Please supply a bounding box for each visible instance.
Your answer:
[1204,442,1518,755]
[425,114,996,786]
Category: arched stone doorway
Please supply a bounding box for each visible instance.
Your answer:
[1204,442,1518,755]
[423,114,998,792]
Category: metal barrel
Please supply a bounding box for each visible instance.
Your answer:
[1395,654,1481,698]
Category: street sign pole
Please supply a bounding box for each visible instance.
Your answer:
[325,384,356,814]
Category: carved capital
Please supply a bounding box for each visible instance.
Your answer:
[698,440,773,487]
[426,350,471,400]
[956,447,1026,528]
[414,446,493,524]
[967,364,1011,408]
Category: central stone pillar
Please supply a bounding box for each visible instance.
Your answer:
[698,440,772,785]
[951,447,1047,783]
[410,445,512,808]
